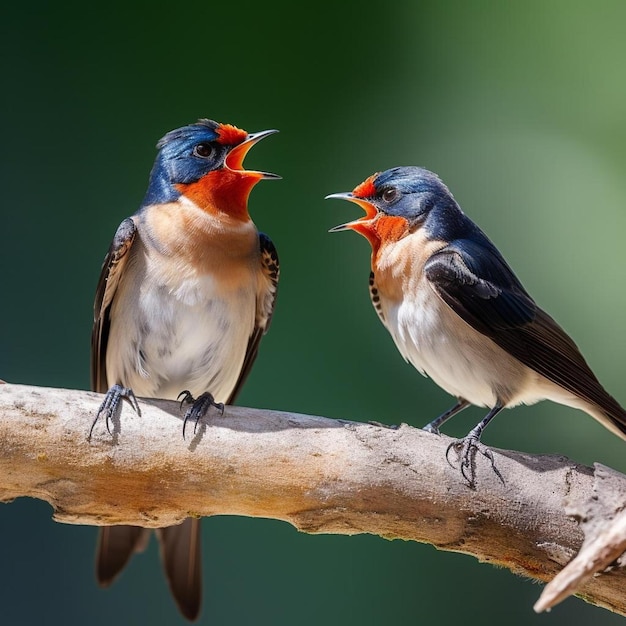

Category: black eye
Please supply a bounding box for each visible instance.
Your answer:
[193,143,214,158]
[381,187,398,203]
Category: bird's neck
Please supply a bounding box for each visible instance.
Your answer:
[373,229,446,301]
[140,199,259,273]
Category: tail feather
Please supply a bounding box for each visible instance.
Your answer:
[96,525,150,586]
[157,518,202,621]
[576,391,626,441]
[594,402,626,440]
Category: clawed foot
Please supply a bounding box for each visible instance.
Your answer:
[89,384,140,440]
[445,436,504,487]
[178,390,224,439]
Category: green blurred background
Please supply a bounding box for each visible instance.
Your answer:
[2,1,626,624]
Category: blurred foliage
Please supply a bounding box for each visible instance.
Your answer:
[2,1,626,624]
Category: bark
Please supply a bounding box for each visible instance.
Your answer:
[1,382,625,615]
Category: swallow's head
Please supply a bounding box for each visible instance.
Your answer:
[143,119,279,220]
[327,166,459,250]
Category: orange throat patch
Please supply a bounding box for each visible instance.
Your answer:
[351,215,410,257]
[176,169,261,221]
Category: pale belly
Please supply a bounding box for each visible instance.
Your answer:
[383,287,532,408]
[106,273,256,404]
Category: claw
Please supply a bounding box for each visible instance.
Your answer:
[445,439,461,467]
[446,436,504,487]
[89,384,140,440]
[443,404,505,486]
[177,389,194,411]
[182,407,195,440]
[180,391,223,439]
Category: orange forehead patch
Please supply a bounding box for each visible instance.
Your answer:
[352,174,378,198]
[216,123,248,145]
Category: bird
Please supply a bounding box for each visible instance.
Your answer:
[327,166,626,485]
[89,118,280,620]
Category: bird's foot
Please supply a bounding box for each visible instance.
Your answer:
[89,384,140,440]
[178,390,225,439]
[422,423,441,435]
[445,436,503,487]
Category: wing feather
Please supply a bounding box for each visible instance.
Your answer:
[227,232,279,404]
[90,218,138,393]
[424,238,626,428]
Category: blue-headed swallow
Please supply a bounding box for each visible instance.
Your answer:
[328,166,626,485]
[90,119,279,620]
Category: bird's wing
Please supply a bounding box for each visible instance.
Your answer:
[424,238,625,418]
[227,232,279,404]
[90,218,138,393]
[424,238,535,332]
[369,271,387,326]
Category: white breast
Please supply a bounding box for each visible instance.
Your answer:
[384,291,500,406]
[375,236,530,408]
[105,231,257,404]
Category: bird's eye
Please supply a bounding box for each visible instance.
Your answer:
[381,187,398,203]
[193,143,214,158]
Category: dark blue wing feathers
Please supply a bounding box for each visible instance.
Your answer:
[425,236,626,429]
[425,237,536,332]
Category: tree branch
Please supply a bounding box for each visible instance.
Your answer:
[1,382,625,615]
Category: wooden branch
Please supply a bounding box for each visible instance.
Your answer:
[535,464,626,612]
[1,382,625,615]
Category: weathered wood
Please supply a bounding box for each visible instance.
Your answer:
[1,382,625,614]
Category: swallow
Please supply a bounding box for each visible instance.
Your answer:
[327,166,626,485]
[90,119,280,620]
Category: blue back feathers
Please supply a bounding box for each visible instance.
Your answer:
[141,119,229,208]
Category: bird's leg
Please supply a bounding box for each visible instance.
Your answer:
[178,390,225,439]
[89,384,140,440]
[368,421,400,429]
[445,404,504,487]
[423,398,471,434]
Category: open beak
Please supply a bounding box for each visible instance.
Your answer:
[225,129,281,180]
[325,192,378,232]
